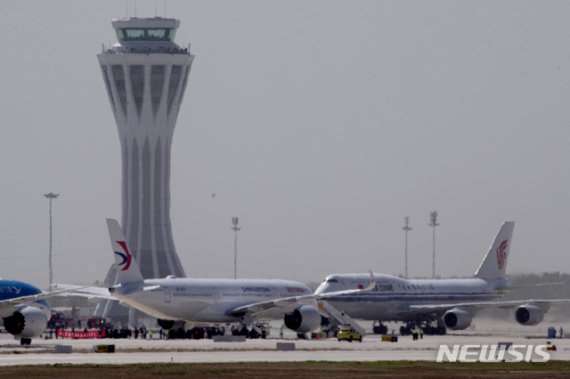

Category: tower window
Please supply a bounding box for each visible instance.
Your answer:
[125,29,145,40]
[120,28,172,42]
[147,29,169,40]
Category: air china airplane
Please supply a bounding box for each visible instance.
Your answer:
[65,219,369,336]
[0,281,62,345]
[315,221,569,334]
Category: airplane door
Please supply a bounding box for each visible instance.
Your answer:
[164,288,173,304]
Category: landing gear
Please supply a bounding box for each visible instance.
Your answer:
[399,323,413,336]
[421,321,446,336]
[320,316,340,338]
[191,327,206,339]
[232,324,249,336]
[372,321,388,335]
[399,321,446,336]
[157,319,175,330]
[231,323,269,339]
[322,325,339,338]
[20,338,31,346]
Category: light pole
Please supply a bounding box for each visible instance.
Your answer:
[402,216,412,278]
[231,217,240,279]
[429,211,439,278]
[44,192,59,290]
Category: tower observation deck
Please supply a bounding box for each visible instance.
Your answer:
[98,17,193,285]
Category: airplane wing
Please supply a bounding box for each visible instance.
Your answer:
[228,294,314,317]
[0,287,87,310]
[52,284,115,300]
[52,283,160,301]
[228,286,374,317]
[409,298,570,312]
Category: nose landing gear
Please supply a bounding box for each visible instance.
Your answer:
[20,338,32,346]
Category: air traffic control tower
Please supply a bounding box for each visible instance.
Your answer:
[98,17,192,288]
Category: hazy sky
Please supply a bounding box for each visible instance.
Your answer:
[1,0,569,287]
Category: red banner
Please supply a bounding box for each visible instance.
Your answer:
[56,329,106,339]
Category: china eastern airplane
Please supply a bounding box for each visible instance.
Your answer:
[0,281,66,345]
[61,219,369,336]
[315,221,570,334]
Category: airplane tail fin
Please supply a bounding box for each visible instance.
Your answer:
[474,221,515,283]
[106,218,143,286]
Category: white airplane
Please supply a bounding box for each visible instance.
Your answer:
[315,221,569,334]
[63,219,369,335]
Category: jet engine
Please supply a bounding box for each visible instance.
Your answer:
[442,308,473,330]
[515,304,544,326]
[3,306,48,338]
[284,305,321,333]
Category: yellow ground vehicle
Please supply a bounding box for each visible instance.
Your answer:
[336,327,362,342]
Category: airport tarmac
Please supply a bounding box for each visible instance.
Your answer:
[0,317,568,366]
[0,333,569,366]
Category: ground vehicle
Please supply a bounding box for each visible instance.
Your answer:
[337,327,362,342]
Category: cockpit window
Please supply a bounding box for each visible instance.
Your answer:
[326,278,338,283]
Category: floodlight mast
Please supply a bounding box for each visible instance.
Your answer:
[232,217,241,279]
[428,211,440,278]
[44,192,60,290]
[402,216,412,278]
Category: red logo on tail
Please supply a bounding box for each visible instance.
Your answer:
[496,240,509,271]
[115,240,132,272]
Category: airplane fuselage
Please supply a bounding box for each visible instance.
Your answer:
[114,278,312,323]
[315,274,501,321]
